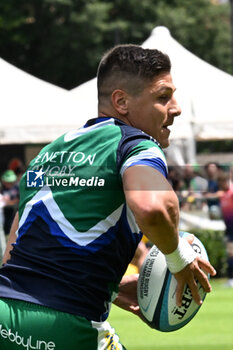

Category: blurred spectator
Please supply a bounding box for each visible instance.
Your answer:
[180,164,208,211]
[217,172,233,287]
[204,162,222,220]
[182,164,193,190]
[189,164,208,192]
[167,166,186,207]
[0,170,20,236]
[8,157,26,182]
[204,171,233,287]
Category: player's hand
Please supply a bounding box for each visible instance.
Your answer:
[113,274,143,319]
[174,235,216,307]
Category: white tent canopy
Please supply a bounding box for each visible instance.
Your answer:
[71,26,233,143]
[142,26,233,141]
[142,27,195,142]
[1,26,233,150]
[70,77,98,119]
[71,26,233,164]
[0,58,80,144]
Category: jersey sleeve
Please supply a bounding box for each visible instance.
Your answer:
[117,124,168,179]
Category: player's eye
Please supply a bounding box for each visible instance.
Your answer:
[159,94,170,102]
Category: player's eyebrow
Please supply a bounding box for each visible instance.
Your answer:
[157,86,176,93]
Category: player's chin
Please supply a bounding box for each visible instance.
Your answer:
[158,137,170,149]
[157,129,171,148]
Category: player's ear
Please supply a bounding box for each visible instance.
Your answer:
[111,89,129,116]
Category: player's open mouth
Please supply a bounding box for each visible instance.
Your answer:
[162,124,172,131]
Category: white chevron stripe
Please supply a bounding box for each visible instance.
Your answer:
[126,204,140,234]
[64,118,115,142]
[18,186,124,246]
[120,146,167,176]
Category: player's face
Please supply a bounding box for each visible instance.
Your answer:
[126,73,181,148]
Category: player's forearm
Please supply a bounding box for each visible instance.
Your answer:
[123,166,180,255]
[129,193,197,274]
[123,165,196,272]
[131,190,180,255]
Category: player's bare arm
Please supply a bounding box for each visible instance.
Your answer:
[123,165,216,306]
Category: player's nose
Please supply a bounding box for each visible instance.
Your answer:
[169,97,182,118]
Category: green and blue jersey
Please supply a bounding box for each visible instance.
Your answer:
[0,117,167,322]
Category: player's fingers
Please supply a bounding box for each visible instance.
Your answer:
[194,267,212,293]
[176,280,185,307]
[198,258,216,276]
[184,234,195,245]
[187,278,203,306]
[190,258,213,294]
[130,305,140,312]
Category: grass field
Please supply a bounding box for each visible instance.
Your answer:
[108,279,233,350]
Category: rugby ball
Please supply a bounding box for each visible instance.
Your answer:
[137,232,209,332]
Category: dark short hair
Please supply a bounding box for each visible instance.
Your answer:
[204,162,221,171]
[97,44,171,101]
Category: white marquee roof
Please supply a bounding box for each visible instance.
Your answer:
[1,26,233,144]
[142,26,233,141]
[0,58,79,144]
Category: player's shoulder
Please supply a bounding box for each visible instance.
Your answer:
[116,118,155,144]
[115,119,164,165]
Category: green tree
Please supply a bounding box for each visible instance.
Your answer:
[0,0,231,89]
[155,0,232,75]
